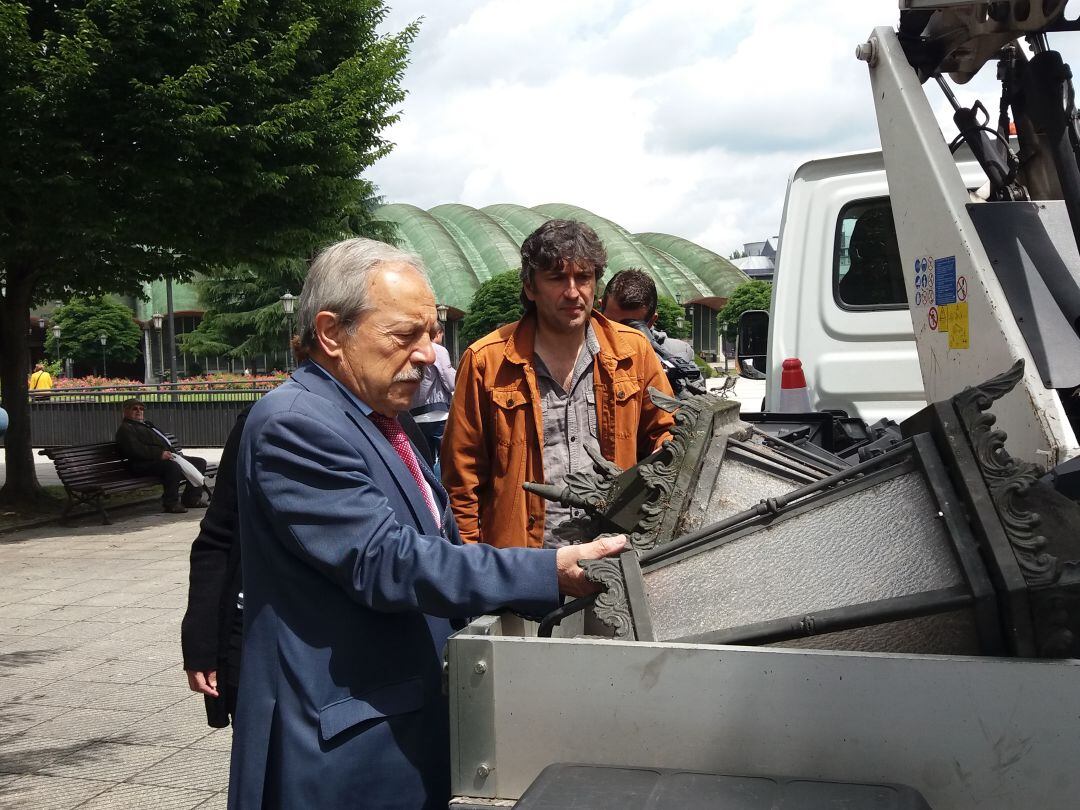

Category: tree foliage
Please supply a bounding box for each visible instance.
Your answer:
[45,297,143,366]
[0,0,417,505]
[655,295,690,339]
[717,280,773,337]
[179,207,399,358]
[459,272,524,350]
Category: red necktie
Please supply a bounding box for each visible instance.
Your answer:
[369,413,440,523]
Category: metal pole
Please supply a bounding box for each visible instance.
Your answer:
[101,343,107,377]
[166,277,178,384]
[285,314,293,371]
[165,279,179,402]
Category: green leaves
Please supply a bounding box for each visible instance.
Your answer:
[655,295,690,339]
[46,296,143,364]
[459,271,525,350]
[717,280,773,337]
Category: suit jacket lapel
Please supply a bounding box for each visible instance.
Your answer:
[291,362,442,537]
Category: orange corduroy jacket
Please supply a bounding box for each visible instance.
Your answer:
[441,311,675,549]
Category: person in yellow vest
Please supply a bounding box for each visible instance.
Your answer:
[29,362,53,399]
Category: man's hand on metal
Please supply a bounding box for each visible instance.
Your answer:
[555,534,628,598]
[186,669,219,698]
[161,450,173,461]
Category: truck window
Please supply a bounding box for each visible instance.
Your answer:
[834,199,907,310]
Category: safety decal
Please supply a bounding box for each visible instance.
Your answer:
[912,256,935,307]
[928,306,938,329]
[935,256,957,305]
[956,275,968,302]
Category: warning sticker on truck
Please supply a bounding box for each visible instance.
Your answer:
[935,301,969,349]
[914,254,967,349]
[935,256,957,305]
[912,256,934,307]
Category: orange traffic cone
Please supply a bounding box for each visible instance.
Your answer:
[777,358,812,412]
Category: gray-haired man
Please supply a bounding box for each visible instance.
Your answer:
[228,236,625,809]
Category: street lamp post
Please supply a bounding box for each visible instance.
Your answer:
[435,304,450,355]
[152,313,164,382]
[52,324,62,378]
[99,332,108,378]
[280,293,296,372]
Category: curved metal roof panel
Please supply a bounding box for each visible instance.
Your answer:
[375,202,747,311]
[635,232,751,301]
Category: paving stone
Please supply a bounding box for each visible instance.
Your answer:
[19,591,83,606]
[0,702,69,735]
[73,592,148,608]
[196,791,229,809]
[78,782,214,810]
[0,773,110,808]
[6,654,103,682]
[38,740,176,782]
[137,667,189,688]
[71,638,140,659]
[91,607,176,624]
[34,605,115,622]
[70,659,175,686]
[0,590,54,608]
[128,746,230,792]
[4,618,76,636]
[13,680,119,709]
[122,641,184,665]
[0,677,38,704]
[105,621,179,643]
[198,726,233,752]
[0,734,89,774]
[83,684,190,714]
[0,604,49,620]
[113,699,215,748]
[21,707,146,741]
[36,621,125,641]
[129,593,189,610]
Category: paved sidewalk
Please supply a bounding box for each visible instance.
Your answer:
[0,506,229,808]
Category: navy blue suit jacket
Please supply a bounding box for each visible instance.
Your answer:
[227,361,558,809]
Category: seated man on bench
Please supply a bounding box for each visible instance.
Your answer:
[115,398,209,513]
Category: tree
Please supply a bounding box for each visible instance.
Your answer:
[459,272,524,350]
[655,295,690,339]
[717,280,773,338]
[45,297,143,369]
[0,1,416,506]
[729,249,747,260]
[179,208,398,360]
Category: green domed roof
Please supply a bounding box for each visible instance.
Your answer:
[375,202,749,314]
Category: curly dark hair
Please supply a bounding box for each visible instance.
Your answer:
[602,268,657,320]
[519,219,607,311]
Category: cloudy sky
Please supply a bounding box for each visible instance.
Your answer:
[370,1,1080,256]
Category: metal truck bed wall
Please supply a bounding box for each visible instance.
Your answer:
[447,614,1080,809]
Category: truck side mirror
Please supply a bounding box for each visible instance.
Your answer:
[737,309,769,379]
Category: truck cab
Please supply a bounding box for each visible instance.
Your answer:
[762,148,987,423]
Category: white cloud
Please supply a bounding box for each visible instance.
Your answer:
[371,1,1080,255]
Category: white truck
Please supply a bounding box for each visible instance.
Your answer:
[447,3,1080,808]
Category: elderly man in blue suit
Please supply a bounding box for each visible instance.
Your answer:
[228,238,625,809]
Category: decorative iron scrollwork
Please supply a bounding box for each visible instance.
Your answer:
[581,557,634,639]
[954,360,1059,586]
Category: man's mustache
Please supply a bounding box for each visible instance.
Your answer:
[393,365,425,383]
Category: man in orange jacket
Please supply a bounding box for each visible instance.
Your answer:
[442,220,674,549]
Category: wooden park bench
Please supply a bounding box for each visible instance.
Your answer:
[39,435,218,525]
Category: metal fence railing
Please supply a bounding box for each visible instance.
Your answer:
[22,381,284,447]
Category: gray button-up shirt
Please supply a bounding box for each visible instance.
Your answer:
[533,325,603,548]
